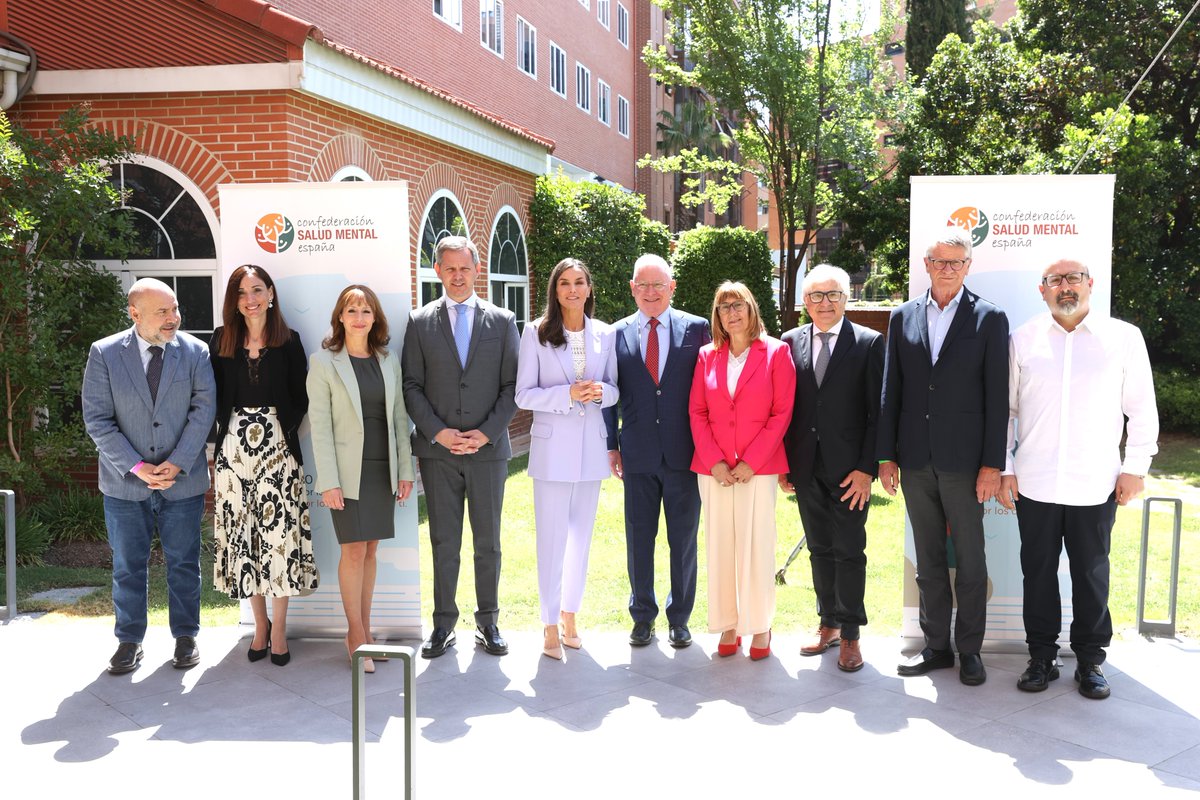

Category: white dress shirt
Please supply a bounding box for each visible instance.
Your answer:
[445,292,478,339]
[924,286,964,365]
[1004,312,1158,506]
[637,307,671,378]
[811,314,846,361]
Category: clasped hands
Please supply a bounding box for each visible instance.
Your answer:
[134,460,181,490]
[434,427,490,455]
[569,379,603,405]
[711,461,754,487]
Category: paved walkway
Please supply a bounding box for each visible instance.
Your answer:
[4,616,1199,797]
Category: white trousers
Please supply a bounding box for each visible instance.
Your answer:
[698,473,777,636]
[533,479,602,625]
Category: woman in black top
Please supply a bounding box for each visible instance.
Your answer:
[210,265,319,666]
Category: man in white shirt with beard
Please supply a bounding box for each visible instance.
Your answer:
[999,259,1158,700]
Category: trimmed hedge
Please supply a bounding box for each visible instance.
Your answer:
[670,225,780,336]
[528,172,670,324]
[1154,369,1200,435]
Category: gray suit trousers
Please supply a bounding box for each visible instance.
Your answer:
[420,455,507,629]
[900,465,988,654]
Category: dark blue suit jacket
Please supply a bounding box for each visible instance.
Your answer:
[876,287,1009,473]
[604,307,711,473]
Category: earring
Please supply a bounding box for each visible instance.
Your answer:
[269,301,274,308]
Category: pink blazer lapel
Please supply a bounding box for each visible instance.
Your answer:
[731,338,766,400]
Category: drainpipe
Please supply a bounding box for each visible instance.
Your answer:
[1,31,35,110]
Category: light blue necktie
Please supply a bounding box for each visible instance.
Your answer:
[454,303,470,367]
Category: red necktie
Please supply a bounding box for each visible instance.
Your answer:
[645,318,660,385]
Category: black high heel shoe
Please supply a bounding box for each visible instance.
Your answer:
[248,620,271,662]
[269,626,290,667]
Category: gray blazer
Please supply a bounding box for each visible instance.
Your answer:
[82,327,216,501]
[306,348,416,499]
[402,297,520,461]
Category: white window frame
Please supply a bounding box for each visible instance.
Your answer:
[433,0,462,29]
[616,3,629,47]
[617,94,629,138]
[576,63,591,113]
[516,16,537,78]
[487,206,530,333]
[578,0,589,9]
[418,189,470,307]
[549,42,567,97]
[597,0,611,29]
[331,165,372,182]
[597,80,611,126]
[480,0,503,57]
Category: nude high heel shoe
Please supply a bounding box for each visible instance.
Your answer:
[543,625,564,661]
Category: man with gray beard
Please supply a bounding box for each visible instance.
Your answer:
[999,259,1158,699]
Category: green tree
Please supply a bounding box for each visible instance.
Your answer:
[643,0,898,331]
[671,226,779,335]
[0,105,135,505]
[904,0,969,80]
[528,171,670,324]
[656,94,733,230]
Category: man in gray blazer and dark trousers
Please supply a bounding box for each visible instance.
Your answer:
[402,236,520,658]
[604,254,710,648]
[781,265,883,673]
[82,278,216,674]
[877,229,1009,686]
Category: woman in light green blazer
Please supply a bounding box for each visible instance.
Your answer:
[307,285,415,673]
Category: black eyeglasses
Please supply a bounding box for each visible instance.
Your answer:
[805,290,845,303]
[928,258,970,271]
[1042,271,1089,287]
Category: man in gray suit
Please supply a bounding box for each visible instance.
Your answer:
[402,236,520,658]
[82,278,216,674]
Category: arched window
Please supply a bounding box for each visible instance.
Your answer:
[488,208,529,332]
[418,191,469,305]
[84,158,219,336]
[331,165,372,182]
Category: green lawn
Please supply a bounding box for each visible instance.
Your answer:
[7,439,1198,638]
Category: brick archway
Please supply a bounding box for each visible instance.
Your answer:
[308,133,389,182]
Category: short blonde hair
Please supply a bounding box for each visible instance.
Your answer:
[710,281,763,348]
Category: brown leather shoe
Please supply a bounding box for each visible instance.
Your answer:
[800,625,841,656]
[837,639,864,672]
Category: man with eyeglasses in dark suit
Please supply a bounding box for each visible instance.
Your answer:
[877,228,1009,686]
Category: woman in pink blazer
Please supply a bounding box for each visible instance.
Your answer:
[689,281,796,660]
[516,258,618,660]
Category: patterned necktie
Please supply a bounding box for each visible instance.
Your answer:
[453,303,470,368]
[814,331,831,387]
[645,317,660,385]
[147,345,164,403]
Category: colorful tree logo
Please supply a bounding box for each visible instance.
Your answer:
[255,213,295,253]
[947,206,989,247]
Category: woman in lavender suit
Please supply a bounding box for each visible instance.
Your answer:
[516,258,619,661]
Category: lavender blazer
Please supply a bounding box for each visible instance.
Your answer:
[515,316,619,483]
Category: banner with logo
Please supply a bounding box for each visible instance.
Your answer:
[907,174,1115,650]
[218,181,420,638]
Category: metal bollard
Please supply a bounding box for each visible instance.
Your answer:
[2,490,15,620]
[352,644,416,800]
[1137,496,1183,638]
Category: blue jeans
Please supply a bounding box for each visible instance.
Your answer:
[104,492,204,643]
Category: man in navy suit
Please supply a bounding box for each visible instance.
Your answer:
[605,254,711,647]
[781,265,883,672]
[877,229,1009,686]
[82,278,216,674]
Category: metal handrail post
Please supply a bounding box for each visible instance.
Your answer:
[352,644,416,800]
[1137,496,1183,638]
[2,490,15,620]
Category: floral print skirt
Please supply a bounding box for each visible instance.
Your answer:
[214,407,319,598]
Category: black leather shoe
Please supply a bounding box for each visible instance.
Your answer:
[172,636,200,669]
[108,642,143,675]
[958,652,986,685]
[421,627,456,659]
[897,647,954,676]
[475,624,509,656]
[1075,662,1111,699]
[668,625,692,648]
[1017,658,1060,692]
[629,621,654,646]
[248,621,271,663]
